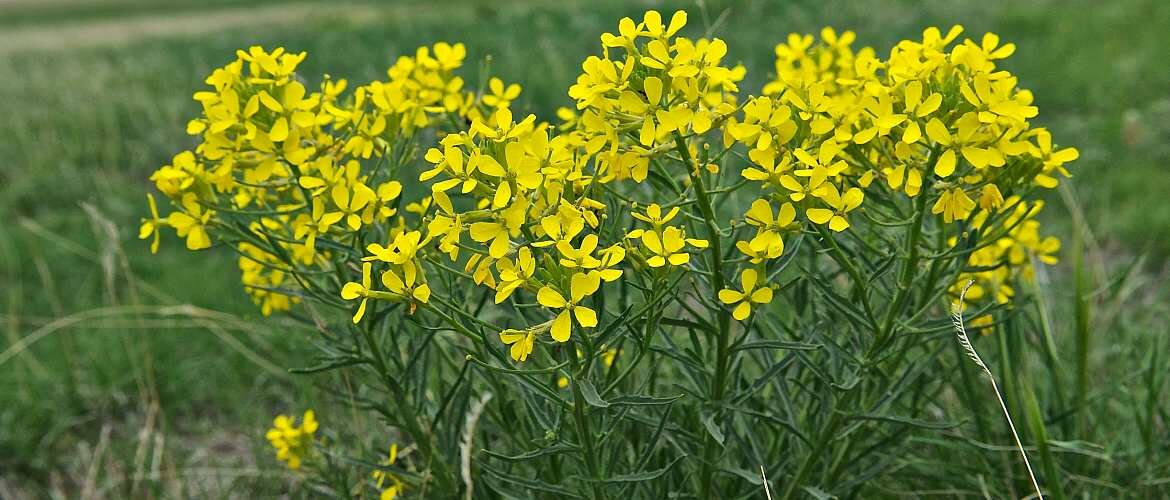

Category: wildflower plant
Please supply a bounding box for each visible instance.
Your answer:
[142,13,1076,498]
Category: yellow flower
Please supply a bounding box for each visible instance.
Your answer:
[979,184,1004,210]
[329,182,378,231]
[341,262,374,323]
[483,77,522,109]
[744,199,796,233]
[167,194,213,250]
[1031,128,1078,188]
[382,263,431,308]
[495,247,536,303]
[806,184,864,232]
[741,149,794,189]
[718,269,774,321]
[853,91,906,144]
[372,442,403,499]
[365,230,423,265]
[595,245,626,282]
[300,158,359,196]
[426,214,463,260]
[778,164,827,202]
[500,326,538,362]
[925,117,1004,176]
[537,203,587,246]
[363,181,404,223]
[557,234,602,269]
[932,187,976,223]
[139,193,166,254]
[493,141,544,207]
[537,272,601,342]
[265,410,318,470]
[957,73,1038,124]
[470,220,515,259]
[631,203,680,228]
[633,226,707,268]
[792,143,846,177]
[641,10,688,40]
[883,164,924,197]
[736,232,784,263]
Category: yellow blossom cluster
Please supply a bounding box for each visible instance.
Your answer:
[563,10,745,183]
[725,26,1076,311]
[144,13,1077,364]
[141,43,507,315]
[371,442,404,500]
[265,409,318,470]
[338,12,748,359]
[952,197,1061,308]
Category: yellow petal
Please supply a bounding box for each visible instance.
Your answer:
[341,282,365,300]
[574,306,598,328]
[732,301,751,321]
[806,208,834,225]
[718,289,743,304]
[500,329,526,344]
[935,150,957,177]
[643,76,663,105]
[740,268,758,291]
[352,298,368,324]
[413,284,431,303]
[550,310,572,342]
[570,272,601,302]
[537,286,567,308]
[828,215,850,232]
[925,118,951,145]
[750,286,773,304]
[269,117,289,142]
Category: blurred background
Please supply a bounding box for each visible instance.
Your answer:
[2,0,1167,496]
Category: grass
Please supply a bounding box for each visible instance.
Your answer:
[1,0,1167,496]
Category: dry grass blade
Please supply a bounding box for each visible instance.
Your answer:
[462,392,492,500]
[953,279,1044,499]
[761,465,773,499]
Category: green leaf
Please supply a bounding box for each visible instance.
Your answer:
[732,340,822,353]
[481,444,579,462]
[578,379,609,408]
[480,464,585,498]
[607,393,685,406]
[288,356,366,373]
[847,412,963,430]
[802,485,834,499]
[701,411,725,446]
[580,454,686,483]
[722,465,764,485]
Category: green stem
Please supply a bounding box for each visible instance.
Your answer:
[875,186,929,356]
[779,402,846,500]
[357,325,455,494]
[674,134,731,500]
[567,347,607,500]
[813,224,880,333]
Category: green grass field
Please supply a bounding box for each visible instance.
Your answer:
[2,0,1168,496]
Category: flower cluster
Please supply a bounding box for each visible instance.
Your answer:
[953,197,1060,307]
[337,12,751,360]
[140,44,508,314]
[142,11,1081,497]
[265,409,318,470]
[727,26,1076,310]
[564,10,744,183]
[144,16,1076,358]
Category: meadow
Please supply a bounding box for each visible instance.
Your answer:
[1,0,1168,497]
